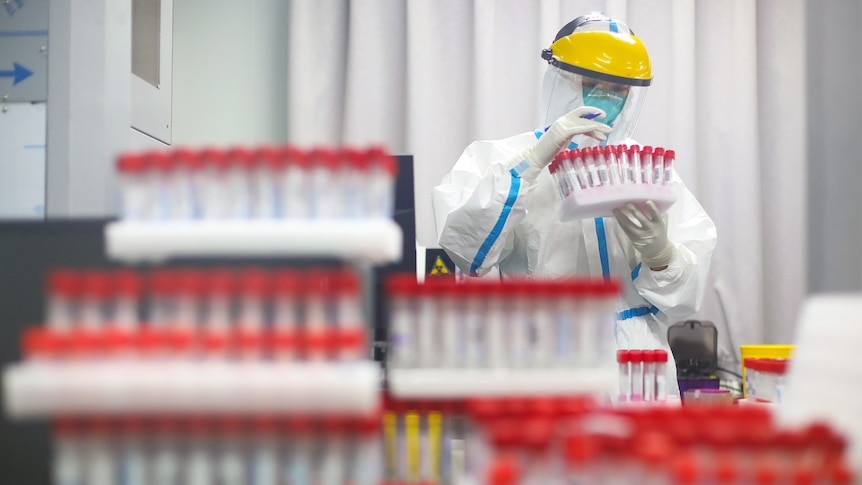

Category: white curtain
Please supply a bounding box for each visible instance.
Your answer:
[286,0,807,364]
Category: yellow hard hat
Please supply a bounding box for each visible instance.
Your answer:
[541,30,652,87]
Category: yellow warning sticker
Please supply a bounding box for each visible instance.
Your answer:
[430,255,451,275]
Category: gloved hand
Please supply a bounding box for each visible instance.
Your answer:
[613,200,676,269]
[510,106,613,179]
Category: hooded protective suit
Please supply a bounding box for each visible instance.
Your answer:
[431,14,717,396]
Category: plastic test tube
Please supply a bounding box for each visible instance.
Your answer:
[226,147,255,220]
[629,350,644,401]
[663,150,676,185]
[46,269,80,332]
[116,153,151,220]
[280,147,310,219]
[150,417,181,485]
[305,270,334,361]
[171,148,203,220]
[310,148,344,219]
[628,145,641,184]
[652,148,665,185]
[655,349,668,401]
[112,269,141,330]
[593,146,610,186]
[438,281,461,367]
[415,282,439,367]
[617,350,631,403]
[486,283,509,369]
[583,148,601,187]
[252,146,280,219]
[603,146,621,185]
[249,417,279,485]
[83,418,116,485]
[148,151,174,220]
[531,282,556,367]
[199,148,230,220]
[509,282,533,368]
[640,147,653,184]
[462,282,486,367]
[272,269,302,361]
[643,350,656,401]
[336,269,365,361]
[80,270,111,329]
[117,418,147,485]
[387,275,416,368]
[53,419,84,485]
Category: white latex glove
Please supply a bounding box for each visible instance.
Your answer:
[510,106,613,180]
[613,200,676,269]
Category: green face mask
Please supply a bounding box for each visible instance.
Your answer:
[583,88,627,125]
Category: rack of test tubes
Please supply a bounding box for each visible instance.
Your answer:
[616,349,670,404]
[381,395,856,485]
[3,266,381,417]
[106,145,402,263]
[48,414,383,485]
[384,276,621,398]
[550,144,677,220]
[742,358,790,406]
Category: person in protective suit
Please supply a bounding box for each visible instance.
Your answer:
[432,13,717,396]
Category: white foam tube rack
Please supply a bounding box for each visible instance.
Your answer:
[559,184,676,221]
[104,219,403,264]
[387,367,617,398]
[4,361,381,418]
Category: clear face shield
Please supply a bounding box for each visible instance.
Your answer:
[540,66,648,148]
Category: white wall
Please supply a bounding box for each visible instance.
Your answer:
[172,0,288,147]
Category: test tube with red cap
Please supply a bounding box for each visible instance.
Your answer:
[82,417,116,485]
[594,146,611,186]
[272,269,302,361]
[663,150,676,185]
[416,282,440,367]
[618,350,631,402]
[655,349,669,401]
[215,416,246,485]
[80,270,112,329]
[203,269,235,359]
[46,268,81,332]
[313,148,346,219]
[438,280,461,367]
[305,270,335,361]
[53,418,84,485]
[342,148,366,218]
[640,146,654,184]
[252,146,281,219]
[184,416,215,485]
[199,147,230,220]
[583,147,601,188]
[462,281,486,367]
[147,151,174,220]
[147,269,177,327]
[149,416,181,484]
[604,145,622,185]
[387,275,417,368]
[248,416,279,485]
[116,417,147,485]
[354,413,384,485]
[336,268,365,361]
[627,145,642,184]
[320,418,349,485]
[116,153,151,220]
[366,146,398,218]
[112,269,141,330]
[643,350,657,402]
[630,350,645,401]
[532,281,556,368]
[571,149,590,189]
[486,282,509,369]
[280,146,310,219]
[652,148,666,185]
[285,417,314,485]
[173,268,205,331]
[171,147,204,220]
[508,282,532,368]
[225,147,255,219]
[549,153,569,200]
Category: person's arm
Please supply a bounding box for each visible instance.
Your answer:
[433,107,611,277]
[621,179,717,321]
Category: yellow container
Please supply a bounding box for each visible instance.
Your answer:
[739,344,795,397]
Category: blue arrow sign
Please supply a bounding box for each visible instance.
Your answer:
[0,62,34,85]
